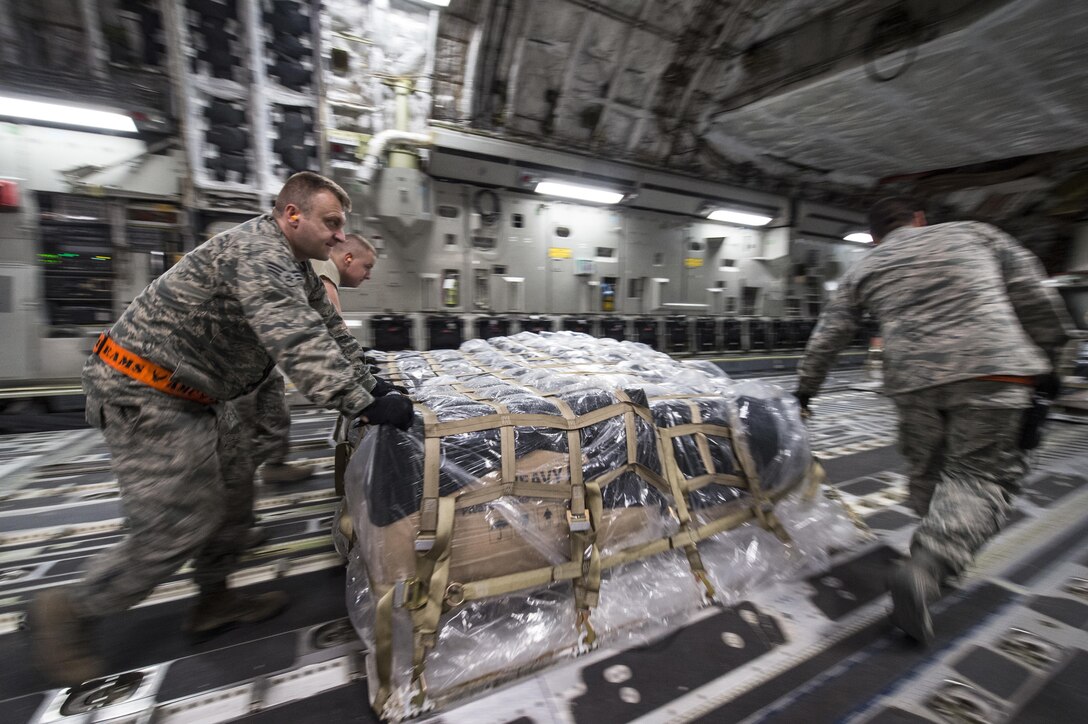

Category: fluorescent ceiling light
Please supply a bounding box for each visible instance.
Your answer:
[416,0,450,6]
[707,209,773,226]
[844,232,873,243]
[0,95,137,133]
[535,181,624,205]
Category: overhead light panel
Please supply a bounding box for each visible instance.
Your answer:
[844,232,874,243]
[0,95,137,133]
[416,0,451,6]
[535,181,625,205]
[707,209,773,227]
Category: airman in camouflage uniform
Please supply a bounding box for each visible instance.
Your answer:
[30,172,415,686]
[238,232,382,499]
[796,196,1070,645]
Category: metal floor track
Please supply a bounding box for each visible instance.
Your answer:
[1,371,1087,723]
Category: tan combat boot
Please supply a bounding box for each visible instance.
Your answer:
[260,461,314,485]
[29,588,106,687]
[184,588,289,638]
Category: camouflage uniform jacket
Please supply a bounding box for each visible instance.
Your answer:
[798,221,1070,397]
[85,214,375,415]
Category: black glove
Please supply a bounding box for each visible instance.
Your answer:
[370,377,410,397]
[360,394,414,431]
[1035,373,1061,400]
[794,391,812,417]
[368,364,382,375]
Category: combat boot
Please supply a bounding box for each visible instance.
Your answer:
[260,461,314,485]
[245,526,269,548]
[184,588,289,638]
[29,588,106,687]
[887,548,947,646]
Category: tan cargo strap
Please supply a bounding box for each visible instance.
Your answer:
[548,396,586,525]
[572,481,603,645]
[589,462,671,496]
[612,389,641,467]
[720,399,787,539]
[685,400,717,477]
[442,478,800,610]
[457,561,585,601]
[659,423,734,440]
[417,405,442,551]
[684,473,747,491]
[422,403,638,437]
[372,585,396,713]
[657,415,715,600]
[804,459,827,500]
[454,460,682,515]
[455,481,571,508]
[549,395,601,644]
[407,495,456,708]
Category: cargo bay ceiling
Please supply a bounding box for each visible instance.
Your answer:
[424,0,1088,260]
[1,0,1086,264]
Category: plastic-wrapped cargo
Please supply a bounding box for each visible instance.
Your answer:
[337,332,858,720]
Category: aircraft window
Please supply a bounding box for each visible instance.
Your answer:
[555,226,570,238]
[438,205,459,218]
[688,241,703,252]
[492,265,506,275]
[512,213,524,228]
[444,233,458,247]
[472,236,496,250]
[595,247,614,258]
[721,259,736,269]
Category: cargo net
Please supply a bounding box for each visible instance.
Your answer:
[337,332,863,720]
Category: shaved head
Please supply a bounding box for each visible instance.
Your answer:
[332,233,377,288]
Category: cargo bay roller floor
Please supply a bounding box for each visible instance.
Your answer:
[1,370,1087,723]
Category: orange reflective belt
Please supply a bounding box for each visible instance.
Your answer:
[977,374,1036,386]
[94,333,216,405]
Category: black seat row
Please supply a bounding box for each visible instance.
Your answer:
[366,315,878,353]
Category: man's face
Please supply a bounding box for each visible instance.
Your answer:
[340,247,376,288]
[283,190,347,261]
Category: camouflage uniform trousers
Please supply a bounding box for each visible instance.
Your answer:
[893,379,1031,576]
[233,369,292,467]
[73,385,256,616]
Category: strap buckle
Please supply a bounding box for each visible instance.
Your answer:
[414,533,436,552]
[566,509,591,532]
[394,577,427,610]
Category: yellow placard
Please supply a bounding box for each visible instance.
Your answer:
[548,247,573,259]
[684,257,704,268]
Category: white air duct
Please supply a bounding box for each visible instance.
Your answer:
[357,129,435,185]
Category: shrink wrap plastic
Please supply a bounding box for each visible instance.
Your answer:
[342,332,860,719]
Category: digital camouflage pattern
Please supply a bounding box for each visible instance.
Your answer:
[83,213,375,415]
[797,220,1072,578]
[894,380,1029,575]
[233,369,292,466]
[75,213,374,613]
[74,397,255,614]
[798,221,1069,397]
